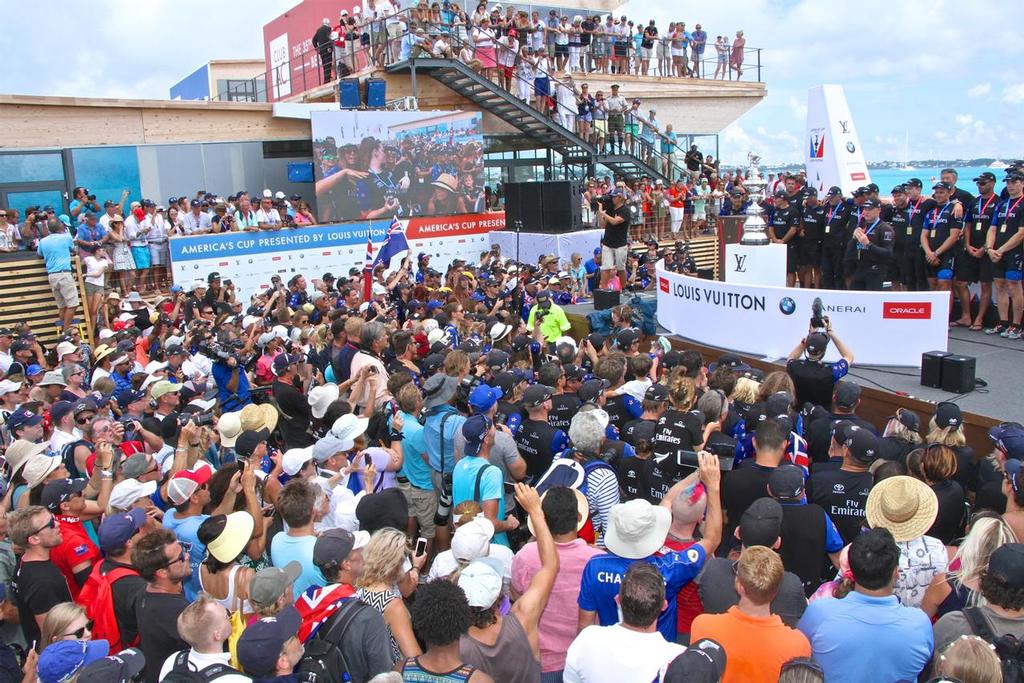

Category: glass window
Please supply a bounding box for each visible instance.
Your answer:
[0,153,64,184]
[4,190,65,219]
[70,147,141,209]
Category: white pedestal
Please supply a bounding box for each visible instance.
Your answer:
[724,243,788,287]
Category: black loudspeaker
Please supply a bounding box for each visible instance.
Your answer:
[541,181,582,232]
[941,355,977,394]
[504,182,545,232]
[593,288,620,310]
[921,351,951,388]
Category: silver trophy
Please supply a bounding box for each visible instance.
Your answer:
[739,152,770,246]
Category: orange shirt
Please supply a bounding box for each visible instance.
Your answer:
[690,606,810,683]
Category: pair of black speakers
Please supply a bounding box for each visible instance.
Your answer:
[504,181,583,233]
[921,351,976,393]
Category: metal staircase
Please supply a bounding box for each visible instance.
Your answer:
[386,56,675,182]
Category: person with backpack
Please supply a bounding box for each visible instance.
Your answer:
[453,415,519,548]
[237,604,308,682]
[158,595,251,682]
[933,542,1024,681]
[78,509,148,653]
[295,528,391,683]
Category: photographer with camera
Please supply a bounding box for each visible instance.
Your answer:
[785,300,855,411]
[272,352,316,449]
[69,186,102,223]
[527,290,572,350]
[597,189,631,289]
[208,336,253,413]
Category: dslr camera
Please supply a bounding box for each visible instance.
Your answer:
[810,297,828,334]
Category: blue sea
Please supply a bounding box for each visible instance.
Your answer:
[867,165,1007,196]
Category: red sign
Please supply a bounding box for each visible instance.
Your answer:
[659,277,670,293]
[404,213,506,240]
[850,172,867,181]
[883,302,931,319]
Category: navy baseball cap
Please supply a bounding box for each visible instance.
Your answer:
[97,508,147,552]
[989,422,1024,459]
[861,198,881,209]
[75,647,146,683]
[5,407,42,432]
[272,353,301,375]
[50,400,76,424]
[237,605,302,678]
[932,181,953,191]
[468,384,503,413]
[905,177,923,187]
[37,640,110,683]
[41,478,88,512]
[974,172,997,183]
[462,415,492,456]
[117,389,146,409]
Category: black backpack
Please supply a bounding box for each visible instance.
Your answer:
[964,606,1024,683]
[163,650,250,683]
[296,597,370,683]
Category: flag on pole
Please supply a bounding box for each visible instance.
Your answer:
[363,236,374,302]
[372,216,409,268]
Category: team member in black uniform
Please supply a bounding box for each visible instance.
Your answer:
[799,188,826,288]
[820,187,850,290]
[940,168,979,207]
[953,172,999,330]
[903,178,932,290]
[985,172,1024,338]
[883,185,912,290]
[718,189,750,218]
[840,188,871,288]
[845,198,894,291]
[920,182,963,295]
[768,189,801,287]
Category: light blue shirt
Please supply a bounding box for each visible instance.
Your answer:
[452,455,507,546]
[400,33,424,60]
[37,232,74,273]
[797,590,933,683]
[162,511,209,602]
[422,405,466,474]
[393,411,431,490]
[271,533,324,597]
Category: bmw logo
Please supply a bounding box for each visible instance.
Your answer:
[846,142,856,153]
[779,297,796,315]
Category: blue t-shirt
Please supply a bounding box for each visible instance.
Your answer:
[423,406,466,474]
[211,360,252,410]
[797,591,933,682]
[393,411,431,490]
[271,533,324,597]
[37,233,74,273]
[75,223,107,246]
[162,511,209,601]
[452,456,507,546]
[578,544,707,641]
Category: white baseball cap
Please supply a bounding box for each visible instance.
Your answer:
[451,517,495,561]
[457,557,505,608]
[109,478,158,511]
[282,447,314,476]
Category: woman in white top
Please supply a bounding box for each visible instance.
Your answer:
[82,248,111,332]
[515,45,534,102]
[472,18,497,80]
[554,72,578,131]
[197,512,258,617]
[148,207,170,291]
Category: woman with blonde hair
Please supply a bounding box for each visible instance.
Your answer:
[910,443,968,545]
[879,408,923,463]
[922,512,1017,618]
[40,602,92,648]
[934,635,1004,683]
[926,401,977,494]
[730,375,760,421]
[357,528,426,663]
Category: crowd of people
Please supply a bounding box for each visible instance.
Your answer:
[0,212,1023,682]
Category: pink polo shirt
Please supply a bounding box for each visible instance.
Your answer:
[511,538,601,673]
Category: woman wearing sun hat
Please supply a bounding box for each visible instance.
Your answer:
[866,474,947,609]
[197,511,257,616]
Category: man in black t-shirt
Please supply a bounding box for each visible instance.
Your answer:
[721,419,788,548]
[921,182,964,292]
[768,190,801,287]
[800,188,827,288]
[133,529,190,683]
[272,353,316,449]
[96,509,148,649]
[9,505,72,648]
[820,187,851,289]
[785,321,854,411]
[846,198,895,291]
[805,381,877,464]
[597,191,630,289]
[808,424,877,544]
[953,172,999,328]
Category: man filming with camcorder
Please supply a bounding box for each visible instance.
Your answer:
[785,297,855,411]
[596,189,631,289]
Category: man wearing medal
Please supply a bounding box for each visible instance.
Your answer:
[952,172,998,329]
[847,198,894,291]
[985,171,1024,338]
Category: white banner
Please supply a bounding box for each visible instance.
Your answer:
[724,244,787,286]
[804,84,871,197]
[656,263,950,366]
[488,228,603,269]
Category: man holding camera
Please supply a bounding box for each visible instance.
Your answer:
[785,314,855,411]
[272,352,316,449]
[597,189,631,289]
[69,186,102,223]
[527,290,571,350]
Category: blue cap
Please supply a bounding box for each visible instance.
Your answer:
[237,605,302,677]
[462,415,492,456]
[5,407,42,431]
[470,292,486,302]
[407,299,423,310]
[1006,459,1023,497]
[468,384,503,414]
[990,423,1024,460]
[98,508,147,552]
[37,640,110,683]
[426,299,444,311]
[593,247,601,255]
[169,284,183,293]
[50,400,76,424]
[117,389,146,409]
[512,367,535,384]
[57,214,72,228]
[25,364,43,376]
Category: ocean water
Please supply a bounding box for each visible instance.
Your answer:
[854,165,1005,196]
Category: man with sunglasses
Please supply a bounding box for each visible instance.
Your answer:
[9,505,72,648]
[42,478,104,601]
[133,529,190,683]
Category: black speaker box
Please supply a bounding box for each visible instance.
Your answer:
[541,180,581,232]
[593,288,620,311]
[920,350,951,388]
[941,355,976,394]
[503,182,545,232]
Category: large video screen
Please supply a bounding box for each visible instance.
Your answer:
[311,110,485,223]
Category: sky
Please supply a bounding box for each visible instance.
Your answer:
[2,0,1022,166]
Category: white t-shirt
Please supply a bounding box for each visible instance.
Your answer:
[83,255,109,287]
[564,624,684,683]
[896,534,948,608]
[255,207,282,226]
[160,649,250,682]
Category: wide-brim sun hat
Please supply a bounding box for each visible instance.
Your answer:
[866,475,938,542]
[217,411,243,447]
[240,403,278,434]
[330,413,369,450]
[422,374,460,410]
[308,384,341,420]
[207,511,256,563]
[604,499,671,559]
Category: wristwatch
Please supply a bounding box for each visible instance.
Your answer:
[100,470,113,479]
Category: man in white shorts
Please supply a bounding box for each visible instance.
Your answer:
[596,190,631,289]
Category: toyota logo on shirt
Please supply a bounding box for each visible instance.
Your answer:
[882,302,931,319]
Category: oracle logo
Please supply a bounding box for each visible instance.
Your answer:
[659,277,670,293]
[883,302,931,319]
[850,172,866,181]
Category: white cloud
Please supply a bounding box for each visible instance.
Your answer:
[954,114,974,125]
[1003,84,1024,104]
[967,83,991,98]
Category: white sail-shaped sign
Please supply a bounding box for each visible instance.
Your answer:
[804,85,871,196]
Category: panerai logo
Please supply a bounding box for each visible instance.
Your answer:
[733,254,747,273]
